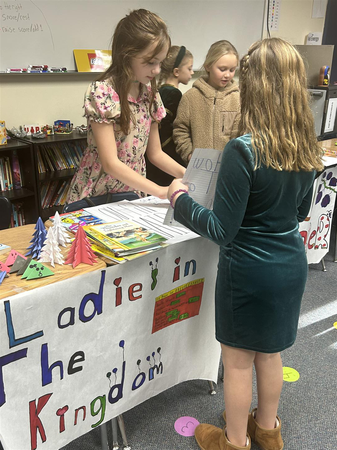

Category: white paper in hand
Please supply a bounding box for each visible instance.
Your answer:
[164,148,223,226]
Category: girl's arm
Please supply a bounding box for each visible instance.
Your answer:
[146,122,186,178]
[173,95,193,164]
[91,121,168,199]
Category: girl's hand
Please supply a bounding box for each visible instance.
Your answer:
[167,179,188,207]
[155,185,169,199]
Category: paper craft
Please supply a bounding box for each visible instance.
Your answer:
[0,261,10,273]
[164,148,223,226]
[16,257,32,276]
[65,225,97,268]
[26,217,47,259]
[21,260,54,280]
[9,255,27,274]
[5,250,27,266]
[51,211,72,246]
[0,270,7,284]
[39,226,65,267]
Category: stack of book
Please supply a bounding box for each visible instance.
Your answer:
[49,210,167,263]
[83,220,167,259]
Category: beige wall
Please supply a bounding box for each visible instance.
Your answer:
[0,0,327,129]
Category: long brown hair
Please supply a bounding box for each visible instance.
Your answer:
[238,38,323,172]
[158,45,193,87]
[99,9,170,134]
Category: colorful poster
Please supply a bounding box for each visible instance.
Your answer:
[299,166,337,264]
[0,238,220,450]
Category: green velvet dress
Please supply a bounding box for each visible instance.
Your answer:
[174,134,316,353]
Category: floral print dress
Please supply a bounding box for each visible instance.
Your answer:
[66,80,166,203]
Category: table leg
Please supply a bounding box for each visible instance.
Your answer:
[117,414,131,449]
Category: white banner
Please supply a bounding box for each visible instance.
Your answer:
[299,166,337,264]
[0,238,221,450]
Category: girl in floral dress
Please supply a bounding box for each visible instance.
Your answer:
[66,9,186,205]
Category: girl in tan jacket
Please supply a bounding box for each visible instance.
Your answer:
[173,40,240,164]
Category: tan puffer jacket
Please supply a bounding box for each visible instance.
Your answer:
[173,77,240,164]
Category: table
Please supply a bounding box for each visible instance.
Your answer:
[0,224,107,300]
[0,216,221,450]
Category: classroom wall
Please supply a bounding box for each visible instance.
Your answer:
[0,0,327,129]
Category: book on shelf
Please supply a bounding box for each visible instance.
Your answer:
[11,152,23,188]
[84,220,167,256]
[49,209,105,231]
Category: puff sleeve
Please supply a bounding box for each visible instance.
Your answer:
[84,81,121,124]
[150,91,166,122]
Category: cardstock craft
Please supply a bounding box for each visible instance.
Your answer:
[0,262,10,273]
[0,271,7,285]
[9,255,28,274]
[26,217,47,259]
[65,225,97,268]
[21,260,54,280]
[5,250,27,266]
[16,257,32,276]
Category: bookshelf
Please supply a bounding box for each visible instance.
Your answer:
[26,133,87,221]
[0,133,86,225]
[0,139,39,225]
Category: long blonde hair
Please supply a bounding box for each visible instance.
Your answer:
[98,9,170,134]
[238,38,323,172]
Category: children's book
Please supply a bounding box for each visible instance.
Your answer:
[11,152,23,188]
[49,209,105,232]
[86,220,167,256]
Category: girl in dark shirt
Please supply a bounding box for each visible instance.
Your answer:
[146,45,193,185]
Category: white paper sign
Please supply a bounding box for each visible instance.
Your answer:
[164,148,223,226]
[324,98,337,133]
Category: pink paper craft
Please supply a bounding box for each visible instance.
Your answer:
[65,225,97,268]
[5,250,27,266]
[0,261,10,273]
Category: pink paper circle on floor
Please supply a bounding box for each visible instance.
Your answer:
[174,416,200,436]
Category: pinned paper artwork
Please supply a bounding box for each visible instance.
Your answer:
[21,260,54,280]
[9,255,28,274]
[65,225,97,268]
[25,217,47,259]
[5,250,27,266]
[39,226,65,267]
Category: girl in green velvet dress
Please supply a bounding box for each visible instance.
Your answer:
[168,38,324,450]
[146,45,194,185]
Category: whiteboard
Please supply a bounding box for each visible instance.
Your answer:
[0,0,265,72]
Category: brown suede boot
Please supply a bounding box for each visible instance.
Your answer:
[247,408,284,450]
[195,423,251,450]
